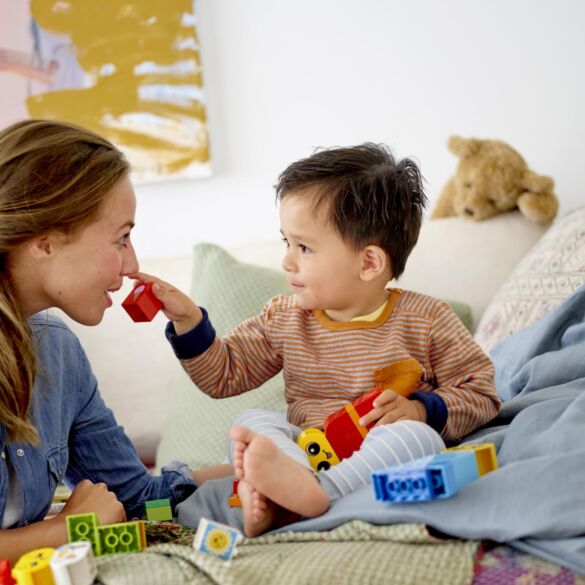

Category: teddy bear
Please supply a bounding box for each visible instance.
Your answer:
[431,135,559,224]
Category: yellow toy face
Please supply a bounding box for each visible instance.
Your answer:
[297,428,340,472]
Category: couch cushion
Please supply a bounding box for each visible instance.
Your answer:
[391,212,547,332]
[474,206,585,354]
[155,243,474,471]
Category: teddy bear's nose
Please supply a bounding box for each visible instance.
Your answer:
[464,207,475,216]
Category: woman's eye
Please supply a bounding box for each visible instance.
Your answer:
[117,234,129,246]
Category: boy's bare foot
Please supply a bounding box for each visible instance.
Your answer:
[232,435,246,480]
[238,479,276,537]
[229,426,330,519]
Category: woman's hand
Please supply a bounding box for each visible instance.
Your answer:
[358,390,427,427]
[129,272,203,334]
[58,480,126,527]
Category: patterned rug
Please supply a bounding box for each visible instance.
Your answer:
[473,542,585,584]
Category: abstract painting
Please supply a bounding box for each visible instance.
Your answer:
[0,0,211,182]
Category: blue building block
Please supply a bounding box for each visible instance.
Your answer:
[372,451,479,503]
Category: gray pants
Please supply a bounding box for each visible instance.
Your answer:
[229,409,445,503]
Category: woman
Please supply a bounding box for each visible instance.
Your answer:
[0,119,217,563]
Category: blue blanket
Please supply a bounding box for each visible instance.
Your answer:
[178,285,585,574]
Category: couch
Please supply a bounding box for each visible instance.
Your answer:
[56,206,585,582]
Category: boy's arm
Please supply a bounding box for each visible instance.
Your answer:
[133,272,285,398]
[167,305,283,398]
[420,303,501,441]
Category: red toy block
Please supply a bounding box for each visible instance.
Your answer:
[323,389,382,460]
[0,560,16,585]
[122,282,163,322]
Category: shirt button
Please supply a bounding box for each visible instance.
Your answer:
[1,451,5,459]
[16,448,24,457]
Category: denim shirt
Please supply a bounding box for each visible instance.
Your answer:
[0,313,196,527]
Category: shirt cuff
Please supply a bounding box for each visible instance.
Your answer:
[410,391,448,433]
[161,460,198,508]
[165,307,216,360]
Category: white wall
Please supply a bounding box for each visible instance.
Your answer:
[133,1,585,257]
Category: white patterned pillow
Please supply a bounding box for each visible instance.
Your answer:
[474,206,585,353]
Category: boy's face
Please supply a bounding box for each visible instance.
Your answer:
[279,192,376,321]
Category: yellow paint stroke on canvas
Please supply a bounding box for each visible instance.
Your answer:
[28,0,209,179]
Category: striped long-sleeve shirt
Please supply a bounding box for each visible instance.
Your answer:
[166,289,500,441]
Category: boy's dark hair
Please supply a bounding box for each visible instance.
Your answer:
[275,142,427,278]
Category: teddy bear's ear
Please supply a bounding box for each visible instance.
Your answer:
[447,135,482,159]
[522,170,555,194]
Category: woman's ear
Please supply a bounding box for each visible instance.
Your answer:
[360,245,391,281]
[26,233,65,260]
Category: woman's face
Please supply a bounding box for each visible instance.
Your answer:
[42,176,139,325]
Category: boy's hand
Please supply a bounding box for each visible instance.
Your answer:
[129,272,203,334]
[358,389,427,427]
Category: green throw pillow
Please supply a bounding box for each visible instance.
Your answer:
[155,243,289,471]
[155,243,474,471]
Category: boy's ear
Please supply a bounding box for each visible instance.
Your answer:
[360,245,390,281]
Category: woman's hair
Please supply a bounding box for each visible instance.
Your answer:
[0,119,130,443]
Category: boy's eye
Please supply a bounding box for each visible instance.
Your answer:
[281,237,290,247]
[299,244,310,253]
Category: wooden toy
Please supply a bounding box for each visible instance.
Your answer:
[122,282,162,322]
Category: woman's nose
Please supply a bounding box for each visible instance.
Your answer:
[122,241,140,275]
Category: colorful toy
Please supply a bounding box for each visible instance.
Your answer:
[298,359,424,471]
[95,521,146,556]
[372,451,479,503]
[12,548,56,585]
[445,442,498,476]
[66,514,98,555]
[145,498,173,521]
[0,560,16,585]
[122,282,163,322]
[66,513,146,556]
[193,518,241,561]
[49,542,96,585]
[228,480,242,508]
